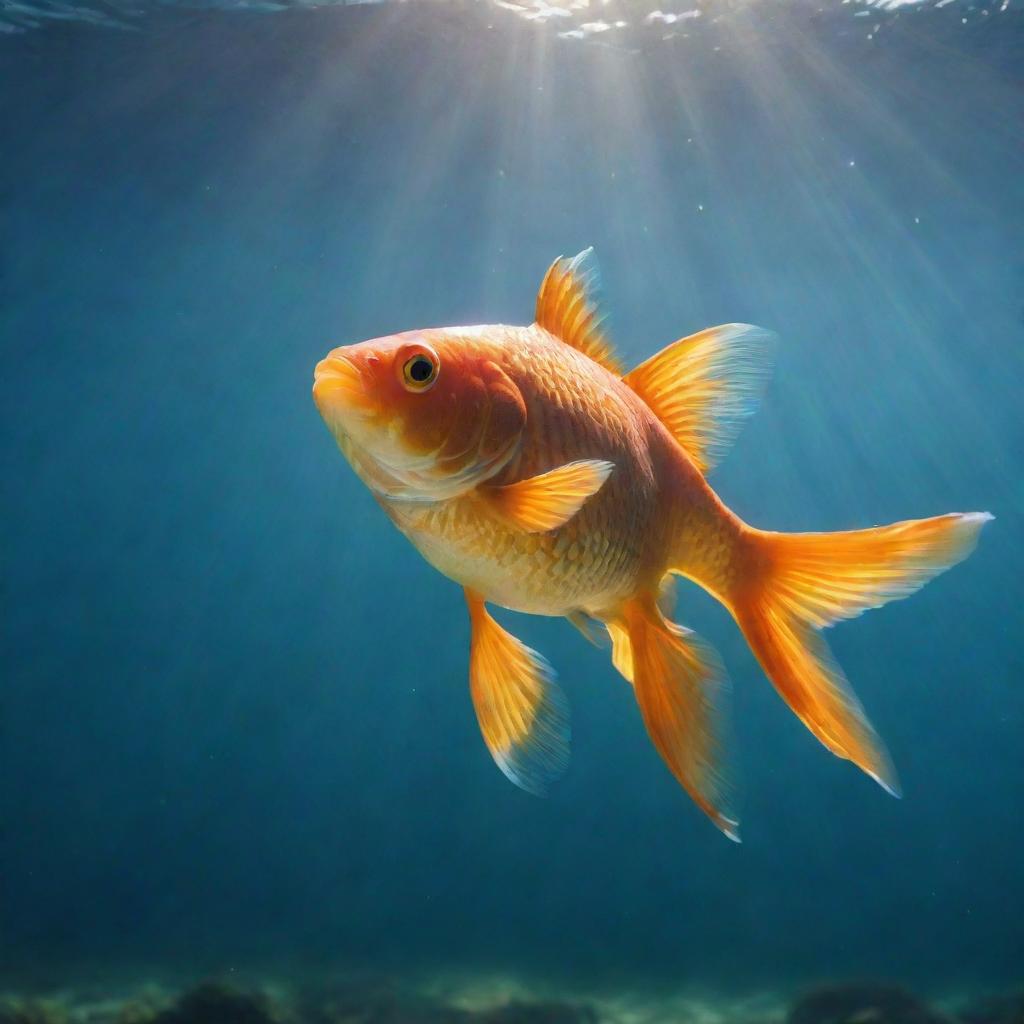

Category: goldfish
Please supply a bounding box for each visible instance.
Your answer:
[312,249,990,839]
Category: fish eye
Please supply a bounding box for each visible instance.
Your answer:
[401,352,438,391]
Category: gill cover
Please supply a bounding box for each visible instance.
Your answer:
[420,354,527,499]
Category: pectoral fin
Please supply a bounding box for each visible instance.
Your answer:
[466,590,570,796]
[481,458,614,532]
[481,459,614,533]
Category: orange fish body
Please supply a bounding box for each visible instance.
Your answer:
[313,250,990,838]
[383,327,728,617]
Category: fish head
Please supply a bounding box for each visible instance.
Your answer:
[313,328,526,501]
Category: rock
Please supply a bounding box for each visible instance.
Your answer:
[789,985,949,1024]
[297,983,598,1024]
[475,1002,598,1024]
[149,983,285,1024]
[1,985,598,1024]
[959,994,1024,1024]
[0,1001,69,1024]
[116,996,164,1024]
[300,980,467,1024]
[297,978,461,1024]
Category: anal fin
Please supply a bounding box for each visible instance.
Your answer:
[621,595,738,840]
[466,589,570,795]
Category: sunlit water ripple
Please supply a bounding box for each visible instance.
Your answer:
[0,0,1014,38]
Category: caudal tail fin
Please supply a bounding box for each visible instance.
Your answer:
[732,511,992,793]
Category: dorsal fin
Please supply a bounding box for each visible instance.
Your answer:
[534,249,622,374]
[623,323,776,474]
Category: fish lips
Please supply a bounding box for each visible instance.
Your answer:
[313,351,415,497]
[313,353,378,426]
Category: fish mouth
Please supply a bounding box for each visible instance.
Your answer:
[312,354,376,420]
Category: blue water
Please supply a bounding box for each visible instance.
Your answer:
[1,0,1022,1003]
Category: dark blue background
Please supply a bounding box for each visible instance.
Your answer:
[1,4,1021,992]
